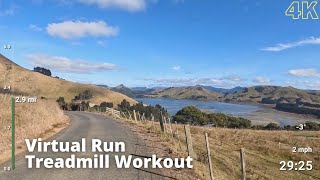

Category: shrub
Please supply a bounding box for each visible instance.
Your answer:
[265,123,281,130]
[33,67,52,76]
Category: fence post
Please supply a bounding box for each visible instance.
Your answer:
[205,133,214,180]
[163,117,168,133]
[168,117,173,135]
[240,148,246,180]
[184,125,194,158]
[160,112,165,132]
[151,114,154,127]
[128,111,132,120]
[133,110,137,123]
[137,111,141,121]
[121,112,127,119]
[175,121,179,137]
[175,121,181,149]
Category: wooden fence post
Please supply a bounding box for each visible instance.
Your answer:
[184,125,194,158]
[160,112,165,132]
[240,148,246,180]
[121,112,127,119]
[163,117,168,133]
[133,110,137,123]
[137,111,141,121]
[175,121,179,137]
[128,112,132,120]
[151,114,154,127]
[205,133,214,180]
[168,117,173,135]
[175,121,181,149]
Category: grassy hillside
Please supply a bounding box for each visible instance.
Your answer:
[0,54,137,106]
[145,86,222,100]
[0,94,69,162]
[224,86,320,104]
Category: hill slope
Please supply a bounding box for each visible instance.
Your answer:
[111,84,136,98]
[0,54,137,105]
[224,85,320,103]
[145,86,223,100]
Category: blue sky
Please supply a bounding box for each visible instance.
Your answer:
[1,0,320,89]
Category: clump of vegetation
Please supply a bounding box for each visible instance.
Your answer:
[73,90,93,101]
[33,67,52,76]
[264,123,281,130]
[91,102,114,112]
[117,99,169,120]
[56,90,94,111]
[56,97,68,110]
[173,106,252,128]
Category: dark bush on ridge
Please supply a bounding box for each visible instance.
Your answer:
[33,67,52,76]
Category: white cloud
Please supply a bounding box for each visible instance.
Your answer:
[0,5,19,16]
[47,20,119,39]
[97,40,107,47]
[286,80,320,90]
[144,77,243,88]
[77,0,146,11]
[261,36,320,52]
[172,65,181,71]
[29,24,42,32]
[253,77,271,83]
[25,54,119,74]
[220,75,244,82]
[288,68,320,77]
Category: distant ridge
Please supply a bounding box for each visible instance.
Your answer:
[143,86,223,100]
[111,84,136,98]
[224,85,320,104]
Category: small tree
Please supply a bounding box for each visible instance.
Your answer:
[118,99,130,110]
[100,102,113,108]
[265,123,280,130]
[56,97,67,110]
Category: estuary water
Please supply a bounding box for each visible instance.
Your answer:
[136,98,261,116]
[135,98,320,126]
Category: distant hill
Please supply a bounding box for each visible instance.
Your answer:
[97,85,110,89]
[0,54,137,106]
[144,86,223,100]
[200,85,245,94]
[111,84,136,98]
[224,86,320,104]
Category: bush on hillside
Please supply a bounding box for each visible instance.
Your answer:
[264,123,281,130]
[73,90,93,101]
[33,67,52,76]
[117,100,169,121]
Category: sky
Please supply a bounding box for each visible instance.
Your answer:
[0,0,320,89]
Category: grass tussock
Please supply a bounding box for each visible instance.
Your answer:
[0,94,69,160]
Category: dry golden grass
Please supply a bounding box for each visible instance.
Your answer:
[118,117,320,180]
[0,54,137,105]
[0,94,69,162]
